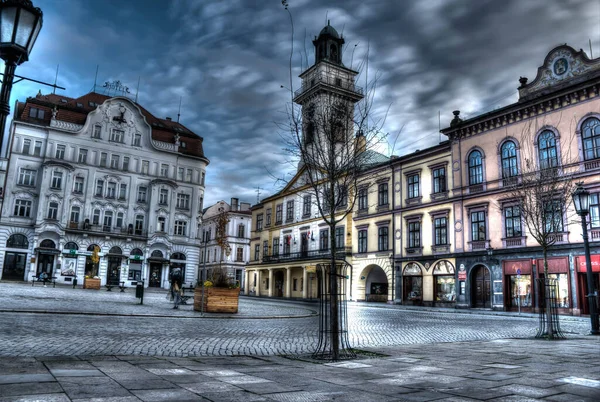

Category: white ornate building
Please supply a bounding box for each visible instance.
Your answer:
[0,90,209,288]
[199,198,251,289]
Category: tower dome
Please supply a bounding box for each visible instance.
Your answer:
[313,20,345,65]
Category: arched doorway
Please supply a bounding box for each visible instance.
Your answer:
[85,244,100,277]
[3,234,29,280]
[471,265,491,308]
[107,246,123,286]
[128,248,143,281]
[403,263,423,305]
[361,265,389,302]
[274,271,284,297]
[149,250,165,287]
[37,239,57,277]
[170,252,186,285]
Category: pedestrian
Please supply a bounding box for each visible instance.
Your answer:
[169,267,183,309]
[39,271,48,287]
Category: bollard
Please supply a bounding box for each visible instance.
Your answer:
[136,280,144,305]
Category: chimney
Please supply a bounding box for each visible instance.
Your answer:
[231,197,239,211]
[166,117,172,121]
[355,129,366,154]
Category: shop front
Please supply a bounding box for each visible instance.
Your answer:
[402,262,423,305]
[503,259,533,312]
[536,257,571,314]
[432,260,455,306]
[575,255,600,315]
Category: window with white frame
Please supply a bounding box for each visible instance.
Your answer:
[177,167,184,181]
[106,182,116,198]
[135,215,144,234]
[73,177,84,193]
[28,107,44,119]
[92,209,101,225]
[186,169,192,182]
[160,164,168,177]
[538,130,558,169]
[358,229,368,253]
[141,160,149,175]
[272,237,279,256]
[122,157,129,171]
[110,154,120,169]
[378,226,389,251]
[103,211,113,230]
[501,140,518,179]
[157,216,166,232]
[17,168,36,186]
[358,187,368,211]
[99,152,107,167]
[176,193,190,209]
[119,183,127,199]
[110,129,124,143]
[50,171,62,189]
[407,174,420,199]
[263,240,268,257]
[70,206,80,223]
[590,193,600,228]
[378,183,389,206]
[236,248,243,262]
[408,221,421,248]
[468,150,483,185]
[265,208,271,226]
[544,200,563,233]
[92,125,102,139]
[471,211,486,241]
[116,212,124,228]
[159,189,168,205]
[286,200,294,222]
[303,195,311,216]
[133,133,141,146]
[33,141,42,156]
[275,204,283,224]
[174,220,187,236]
[432,166,446,194]
[95,179,104,197]
[22,138,31,154]
[434,216,448,246]
[137,186,148,203]
[504,205,522,238]
[256,214,263,231]
[78,149,88,163]
[582,117,600,161]
[13,199,31,217]
[320,229,329,251]
[335,226,345,249]
[55,144,65,159]
[237,224,245,238]
[254,244,260,261]
[47,202,58,220]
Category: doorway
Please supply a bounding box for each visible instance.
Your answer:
[274,271,284,297]
[107,257,121,286]
[2,252,27,280]
[471,265,491,308]
[301,233,309,257]
[37,254,54,276]
[578,273,600,315]
[149,263,162,287]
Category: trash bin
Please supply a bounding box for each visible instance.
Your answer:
[72,277,78,288]
[136,280,144,304]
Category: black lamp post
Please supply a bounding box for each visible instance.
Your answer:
[0,0,43,152]
[572,182,600,335]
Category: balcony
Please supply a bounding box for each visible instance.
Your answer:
[294,71,364,102]
[262,247,352,264]
[66,222,148,238]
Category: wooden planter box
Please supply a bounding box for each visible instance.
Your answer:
[83,278,101,290]
[194,287,239,313]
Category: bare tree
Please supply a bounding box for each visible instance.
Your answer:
[499,115,577,339]
[279,2,388,360]
[211,205,232,288]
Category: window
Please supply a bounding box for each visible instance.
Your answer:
[201,172,205,186]
[47,202,58,220]
[272,237,279,256]
[335,226,345,249]
[237,224,245,238]
[95,180,104,196]
[73,177,84,193]
[119,183,127,200]
[504,206,522,238]
[135,215,144,234]
[293,278,298,291]
[92,209,100,225]
[501,141,518,179]
[358,229,368,253]
[582,117,600,160]
[99,152,107,167]
[176,193,190,209]
[275,204,283,224]
[186,169,192,182]
[160,164,168,177]
[538,130,558,169]
[320,229,329,251]
[92,125,101,139]
[157,217,166,232]
[434,217,447,245]
[17,168,36,186]
[544,200,563,233]
[110,129,124,143]
[106,182,116,198]
[468,150,483,185]
[338,185,348,207]
[590,193,600,228]
[263,240,268,257]
[407,175,419,199]
[159,189,168,205]
[174,220,187,236]
[286,200,294,222]
[378,183,388,206]
[254,244,260,261]
[236,248,243,262]
[110,155,120,169]
[256,214,263,231]
[78,149,88,163]
[358,188,368,211]
[116,212,124,228]
[28,107,45,119]
[303,195,311,216]
[122,157,129,171]
[138,186,148,203]
[33,141,42,156]
[378,226,389,251]
[55,144,65,159]
[133,133,141,146]
[103,211,113,230]
[22,139,31,154]
[265,208,272,226]
[432,167,446,193]
[50,171,62,189]
[283,236,291,255]
[141,160,149,175]
[70,206,80,223]
[471,211,486,241]
[177,167,184,181]
[408,222,421,248]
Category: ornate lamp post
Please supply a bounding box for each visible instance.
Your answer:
[572,182,600,335]
[0,0,43,153]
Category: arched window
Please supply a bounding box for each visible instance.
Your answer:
[130,248,143,256]
[468,150,483,185]
[538,130,558,169]
[151,250,163,258]
[582,117,600,160]
[87,244,100,252]
[501,141,518,178]
[64,242,78,251]
[40,239,56,248]
[109,246,122,255]
[7,234,28,249]
[171,252,186,260]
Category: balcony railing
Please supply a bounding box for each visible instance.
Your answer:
[294,72,364,99]
[66,222,148,237]
[262,247,352,264]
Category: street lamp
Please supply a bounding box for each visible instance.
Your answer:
[572,182,600,335]
[0,0,43,150]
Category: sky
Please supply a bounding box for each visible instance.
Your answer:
[9,0,600,207]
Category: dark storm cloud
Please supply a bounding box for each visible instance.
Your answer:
[10,0,599,206]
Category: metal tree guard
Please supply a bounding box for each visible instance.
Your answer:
[535,278,565,339]
[312,261,355,360]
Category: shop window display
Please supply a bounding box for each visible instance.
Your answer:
[545,273,570,308]
[509,275,531,307]
[435,276,456,302]
[403,263,422,302]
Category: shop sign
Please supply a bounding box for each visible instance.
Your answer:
[458,271,466,280]
[306,266,316,273]
[576,255,600,273]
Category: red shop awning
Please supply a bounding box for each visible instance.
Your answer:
[575,255,600,273]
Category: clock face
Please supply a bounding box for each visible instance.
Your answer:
[553,57,568,76]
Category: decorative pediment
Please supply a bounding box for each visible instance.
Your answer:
[150,178,178,189]
[70,197,85,206]
[12,190,37,199]
[519,45,600,100]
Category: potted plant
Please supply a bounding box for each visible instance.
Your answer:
[83,246,101,290]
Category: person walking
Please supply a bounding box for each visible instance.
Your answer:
[169,267,183,309]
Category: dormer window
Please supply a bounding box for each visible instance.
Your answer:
[92,125,101,139]
[88,101,97,107]
[60,99,68,103]
[110,129,124,143]
[180,141,186,148]
[76,102,83,108]
[28,107,44,119]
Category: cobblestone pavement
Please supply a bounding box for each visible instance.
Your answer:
[0,282,593,358]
